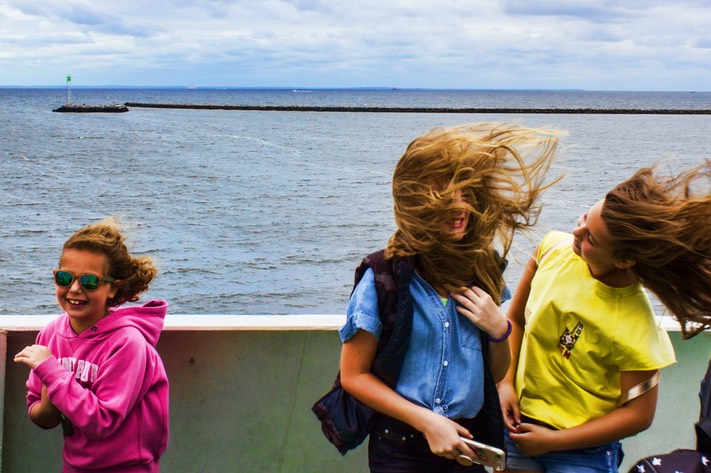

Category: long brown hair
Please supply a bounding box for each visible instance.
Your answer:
[602,162,711,338]
[386,122,563,301]
[62,217,157,307]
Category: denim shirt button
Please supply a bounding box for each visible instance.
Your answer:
[435,398,441,404]
[444,321,450,328]
[443,360,449,366]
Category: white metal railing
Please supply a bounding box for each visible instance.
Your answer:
[0,313,681,331]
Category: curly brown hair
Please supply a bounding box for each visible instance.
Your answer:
[61,217,157,307]
[602,162,711,338]
[385,122,563,301]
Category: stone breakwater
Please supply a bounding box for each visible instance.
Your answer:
[53,104,129,113]
[124,102,711,114]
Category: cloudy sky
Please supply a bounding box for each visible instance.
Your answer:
[1,0,710,90]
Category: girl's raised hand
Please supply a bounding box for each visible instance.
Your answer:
[14,344,53,369]
[452,287,508,340]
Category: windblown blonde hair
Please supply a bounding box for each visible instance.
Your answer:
[386,122,563,301]
[602,162,711,338]
[62,217,157,307]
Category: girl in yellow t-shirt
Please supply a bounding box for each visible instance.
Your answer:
[499,163,711,473]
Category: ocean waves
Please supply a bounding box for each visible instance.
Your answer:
[2,88,710,315]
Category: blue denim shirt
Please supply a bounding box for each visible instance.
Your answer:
[341,268,507,419]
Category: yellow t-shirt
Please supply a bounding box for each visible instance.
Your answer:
[516,231,676,429]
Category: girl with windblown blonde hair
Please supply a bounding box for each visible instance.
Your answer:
[334,122,562,472]
[386,122,561,301]
[499,162,711,473]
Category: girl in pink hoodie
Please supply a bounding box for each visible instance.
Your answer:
[15,218,169,473]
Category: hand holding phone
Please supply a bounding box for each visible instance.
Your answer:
[455,436,506,471]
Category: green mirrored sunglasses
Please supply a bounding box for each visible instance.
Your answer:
[53,270,115,291]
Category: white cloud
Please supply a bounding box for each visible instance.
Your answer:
[1,0,710,89]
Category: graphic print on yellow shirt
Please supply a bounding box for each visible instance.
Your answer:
[558,322,583,359]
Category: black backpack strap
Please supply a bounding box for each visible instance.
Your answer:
[370,257,415,387]
[353,250,399,354]
[353,250,415,387]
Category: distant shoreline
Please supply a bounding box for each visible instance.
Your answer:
[124,102,711,114]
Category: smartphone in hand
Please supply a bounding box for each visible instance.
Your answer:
[456,437,506,471]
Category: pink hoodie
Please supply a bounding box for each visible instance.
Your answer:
[26,300,169,473]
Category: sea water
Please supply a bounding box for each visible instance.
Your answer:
[2,88,710,316]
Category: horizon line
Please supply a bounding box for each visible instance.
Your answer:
[1,85,709,93]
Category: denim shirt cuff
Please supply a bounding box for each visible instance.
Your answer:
[339,311,382,343]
